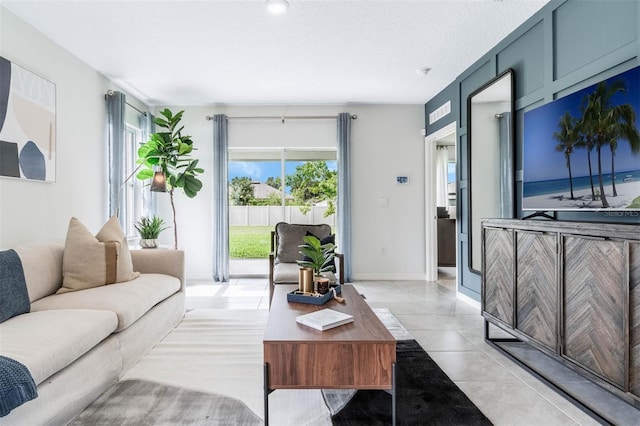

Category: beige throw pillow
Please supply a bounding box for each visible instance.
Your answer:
[58,216,140,294]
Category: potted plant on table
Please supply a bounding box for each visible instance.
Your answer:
[297,235,336,294]
[135,216,169,248]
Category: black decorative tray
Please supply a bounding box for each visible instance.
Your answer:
[287,285,341,305]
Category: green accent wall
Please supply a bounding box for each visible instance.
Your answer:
[425,0,640,301]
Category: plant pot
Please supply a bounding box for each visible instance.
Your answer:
[140,238,158,249]
[299,268,314,293]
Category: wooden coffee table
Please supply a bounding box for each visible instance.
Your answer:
[263,284,397,425]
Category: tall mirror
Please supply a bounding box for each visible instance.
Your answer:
[467,69,515,274]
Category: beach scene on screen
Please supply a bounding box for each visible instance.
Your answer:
[523,66,640,211]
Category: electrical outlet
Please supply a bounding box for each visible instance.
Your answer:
[380,247,386,255]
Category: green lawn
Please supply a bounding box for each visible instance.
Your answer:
[229,226,272,258]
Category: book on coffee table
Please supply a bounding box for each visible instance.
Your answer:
[296,308,354,331]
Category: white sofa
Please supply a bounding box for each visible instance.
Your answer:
[0,241,185,425]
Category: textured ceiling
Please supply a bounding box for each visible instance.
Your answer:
[2,0,549,106]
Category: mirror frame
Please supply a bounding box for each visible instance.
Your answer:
[466,68,515,275]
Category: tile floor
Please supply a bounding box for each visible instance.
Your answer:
[184,272,629,425]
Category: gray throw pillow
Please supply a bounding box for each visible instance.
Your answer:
[0,249,30,323]
[275,222,331,264]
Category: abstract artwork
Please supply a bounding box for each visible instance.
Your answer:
[0,56,56,182]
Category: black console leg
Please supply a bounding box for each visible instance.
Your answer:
[264,363,269,426]
[392,362,397,426]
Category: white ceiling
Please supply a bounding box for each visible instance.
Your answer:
[2,0,549,106]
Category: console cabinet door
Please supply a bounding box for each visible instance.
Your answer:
[516,231,557,352]
[630,242,640,398]
[563,235,626,388]
[483,227,514,328]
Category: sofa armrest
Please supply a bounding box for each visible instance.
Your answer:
[131,249,185,291]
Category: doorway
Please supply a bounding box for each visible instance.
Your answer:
[425,122,457,283]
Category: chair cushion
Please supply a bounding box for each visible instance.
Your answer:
[273,262,337,284]
[274,223,331,264]
[32,273,180,332]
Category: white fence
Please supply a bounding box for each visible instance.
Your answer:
[229,206,335,227]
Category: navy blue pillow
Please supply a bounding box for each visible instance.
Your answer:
[0,250,30,323]
[303,231,336,270]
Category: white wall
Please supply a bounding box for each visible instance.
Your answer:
[1,8,426,281]
[0,7,147,248]
[157,104,426,280]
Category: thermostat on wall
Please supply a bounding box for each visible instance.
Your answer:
[396,176,409,184]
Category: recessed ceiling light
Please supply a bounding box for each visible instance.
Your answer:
[266,0,289,15]
[416,67,432,77]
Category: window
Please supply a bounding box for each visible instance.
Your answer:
[447,161,456,207]
[123,124,144,239]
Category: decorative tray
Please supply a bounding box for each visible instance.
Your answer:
[287,285,341,305]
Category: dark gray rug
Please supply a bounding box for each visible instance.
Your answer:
[69,379,262,425]
[323,340,493,425]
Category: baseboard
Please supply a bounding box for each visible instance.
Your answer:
[456,291,481,310]
[351,273,428,281]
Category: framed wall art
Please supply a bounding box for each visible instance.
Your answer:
[0,56,56,182]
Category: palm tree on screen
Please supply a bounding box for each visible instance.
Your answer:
[553,112,579,200]
[609,138,618,196]
[575,108,597,200]
[580,80,639,208]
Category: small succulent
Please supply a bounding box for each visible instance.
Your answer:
[134,216,169,239]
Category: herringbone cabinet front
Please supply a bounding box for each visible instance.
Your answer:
[481,219,640,407]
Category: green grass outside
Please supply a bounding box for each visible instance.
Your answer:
[229,226,272,258]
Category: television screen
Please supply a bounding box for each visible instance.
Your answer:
[523,66,640,211]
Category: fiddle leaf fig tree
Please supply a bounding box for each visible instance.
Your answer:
[136,108,204,249]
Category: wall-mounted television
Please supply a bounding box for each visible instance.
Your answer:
[522,66,640,212]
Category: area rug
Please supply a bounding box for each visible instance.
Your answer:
[69,379,262,425]
[70,308,491,425]
[323,339,492,425]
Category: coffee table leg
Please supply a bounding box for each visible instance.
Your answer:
[264,363,269,426]
[392,362,397,426]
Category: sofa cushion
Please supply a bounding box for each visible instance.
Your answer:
[13,242,64,303]
[59,217,140,294]
[31,274,180,332]
[273,262,336,284]
[274,223,331,264]
[0,309,118,385]
[0,250,30,323]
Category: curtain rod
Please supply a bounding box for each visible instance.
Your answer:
[126,102,147,116]
[105,90,147,116]
[205,114,357,122]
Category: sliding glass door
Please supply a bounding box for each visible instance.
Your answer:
[228,148,337,276]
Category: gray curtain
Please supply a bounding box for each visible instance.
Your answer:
[106,90,126,226]
[337,112,352,282]
[498,111,513,218]
[213,114,229,282]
